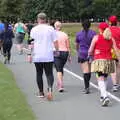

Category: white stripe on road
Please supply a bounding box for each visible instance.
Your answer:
[64,68,120,103]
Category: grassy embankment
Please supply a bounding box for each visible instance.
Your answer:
[0,63,36,120]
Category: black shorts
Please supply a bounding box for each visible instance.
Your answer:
[78,57,89,63]
[113,59,118,63]
[54,51,69,72]
[96,72,108,78]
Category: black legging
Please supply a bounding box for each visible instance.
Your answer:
[3,42,12,60]
[34,62,54,92]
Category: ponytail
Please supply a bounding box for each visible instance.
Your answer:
[103,28,112,40]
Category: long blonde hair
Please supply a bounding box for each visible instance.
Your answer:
[103,28,112,40]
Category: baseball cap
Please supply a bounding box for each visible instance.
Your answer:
[99,22,109,31]
[37,12,47,20]
[108,15,118,23]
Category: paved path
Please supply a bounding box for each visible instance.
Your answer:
[3,44,120,120]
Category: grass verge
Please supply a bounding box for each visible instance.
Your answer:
[0,63,36,120]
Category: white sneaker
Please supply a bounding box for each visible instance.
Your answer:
[112,85,118,92]
[36,92,45,98]
[101,97,110,107]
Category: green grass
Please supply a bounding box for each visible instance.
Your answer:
[0,63,36,120]
[62,23,99,55]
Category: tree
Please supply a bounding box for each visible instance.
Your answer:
[0,0,25,22]
[1,0,120,22]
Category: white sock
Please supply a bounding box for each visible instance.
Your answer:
[98,80,108,98]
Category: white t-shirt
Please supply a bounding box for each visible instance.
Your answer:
[30,24,57,62]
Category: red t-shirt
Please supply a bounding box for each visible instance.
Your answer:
[110,26,120,49]
[94,34,113,60]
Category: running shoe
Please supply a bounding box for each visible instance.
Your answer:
[112,85,118,92]
[101,97,110,107]
[83,88,90,94]
[36,92,45,98]
[47,88,53,101]
[58,87,64,92]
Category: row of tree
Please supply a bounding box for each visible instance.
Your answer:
[0,0,120,22]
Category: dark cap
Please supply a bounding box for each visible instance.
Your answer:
[37,12,47,20]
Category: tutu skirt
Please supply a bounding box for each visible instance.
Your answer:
[91,59,115,74]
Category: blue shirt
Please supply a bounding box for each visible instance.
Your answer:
[0,23,5,32]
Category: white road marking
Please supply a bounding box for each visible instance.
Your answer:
[64,68,120,102]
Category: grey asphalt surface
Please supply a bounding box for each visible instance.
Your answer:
[3,44,120,120]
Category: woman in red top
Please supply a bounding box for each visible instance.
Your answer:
[109,15,120,92]
[88,22,120,107]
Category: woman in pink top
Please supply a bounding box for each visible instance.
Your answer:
[54,21,71,92]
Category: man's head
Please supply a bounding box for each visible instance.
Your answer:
[37,12,47,23]
[108,15,118,26]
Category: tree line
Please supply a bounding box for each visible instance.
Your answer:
[0,0,120,22]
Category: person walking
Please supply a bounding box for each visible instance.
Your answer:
[26,21,34,63]
[54,21,71,92]
[0,22,14,64]
[14,19,27,54]
[75,19,96,94]
[0,20,5,33]
[30,12,58,100]
[88,22,120,106]
[0,20,5,53]
[108,15,120,92]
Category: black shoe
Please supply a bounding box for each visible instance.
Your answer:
[58,87,64,92]
[83,88,90,94]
